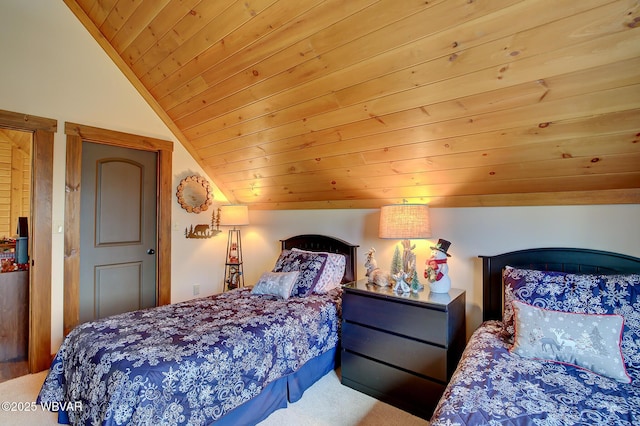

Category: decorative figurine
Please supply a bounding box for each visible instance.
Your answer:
[365,248,391,287]
[400,240,415,271]
[226,265,240,290]
[389,240,419,294]
[392,270,411,294]
[425,239,452,293]
[399,239,423,293]
[409,270,423,293]
[390,245,402,276]
[228,243,239,263]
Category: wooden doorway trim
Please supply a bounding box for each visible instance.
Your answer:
[63,122,172,336]
[0,109,56,373]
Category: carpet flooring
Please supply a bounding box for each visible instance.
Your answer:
[0,369,429,425]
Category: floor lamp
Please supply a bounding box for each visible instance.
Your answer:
[219,205,249,291]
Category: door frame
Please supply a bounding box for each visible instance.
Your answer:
[0,108,55,373]
[63,122,172,336]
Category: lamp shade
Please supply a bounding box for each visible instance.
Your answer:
[378,204,431,239]
[219,205,249,226]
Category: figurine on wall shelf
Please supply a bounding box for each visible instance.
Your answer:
[226,265,241,290]
[364,248,391,287]
[425,239,452,294]
[228,243,239,264]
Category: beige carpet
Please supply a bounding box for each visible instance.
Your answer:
[0,369,429,425]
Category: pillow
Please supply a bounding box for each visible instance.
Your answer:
[570,272,640,372]
[511,300,630,383]
[292,248,346,293]
[251,271,299,300]
[502,266,587,339]
[272,250,329,297]
[317,252,346,293]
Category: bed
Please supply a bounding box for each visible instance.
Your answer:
[37,234,358,426]
[430,247,640,426]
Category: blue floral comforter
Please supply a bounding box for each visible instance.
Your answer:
[430,321,640,426]
[37,288,341,425]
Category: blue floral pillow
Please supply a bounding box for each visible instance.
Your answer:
[572,272,640,372]
[511,300,630,383]
[272,250,329,297]
[503,267,584,339]
[291,248,346,293]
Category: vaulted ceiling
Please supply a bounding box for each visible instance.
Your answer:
[64,0,640,209]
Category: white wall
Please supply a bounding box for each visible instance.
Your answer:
[241,205,640,335]
[1,1,638,350]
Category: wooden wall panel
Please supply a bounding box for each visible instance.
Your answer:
[0,143,10,238]
[64,0,640,208]
[0,131,31,239]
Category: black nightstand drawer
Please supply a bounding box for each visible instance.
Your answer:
[340,281,466,419]
[342,292,448,345]
[342,322,447,382]
[341,351,445,419]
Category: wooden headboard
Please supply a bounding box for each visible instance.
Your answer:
[280,234,359,284]
[480,247,640,321]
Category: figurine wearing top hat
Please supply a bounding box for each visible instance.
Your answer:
[425,239,452,293]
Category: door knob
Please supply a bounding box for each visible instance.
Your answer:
[147,248,155,255]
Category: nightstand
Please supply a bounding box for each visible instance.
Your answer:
[341,279,466,419]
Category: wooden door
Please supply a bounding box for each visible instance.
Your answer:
[0,110,55,374]
[79,142,157,322]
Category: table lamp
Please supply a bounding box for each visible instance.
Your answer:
[379,204,431,292]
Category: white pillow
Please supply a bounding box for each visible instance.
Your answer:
[291,248,346,293]
[511,300,630,383]
[251,271,300,300]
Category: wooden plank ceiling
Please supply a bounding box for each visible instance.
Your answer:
[64,0,640,209]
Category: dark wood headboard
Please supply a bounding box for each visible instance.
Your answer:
[280,234,359,284]
[480,247,640,322]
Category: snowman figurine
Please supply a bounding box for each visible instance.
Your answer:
[424,239,452,293]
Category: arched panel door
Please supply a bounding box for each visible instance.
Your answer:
[79,142,157,322]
